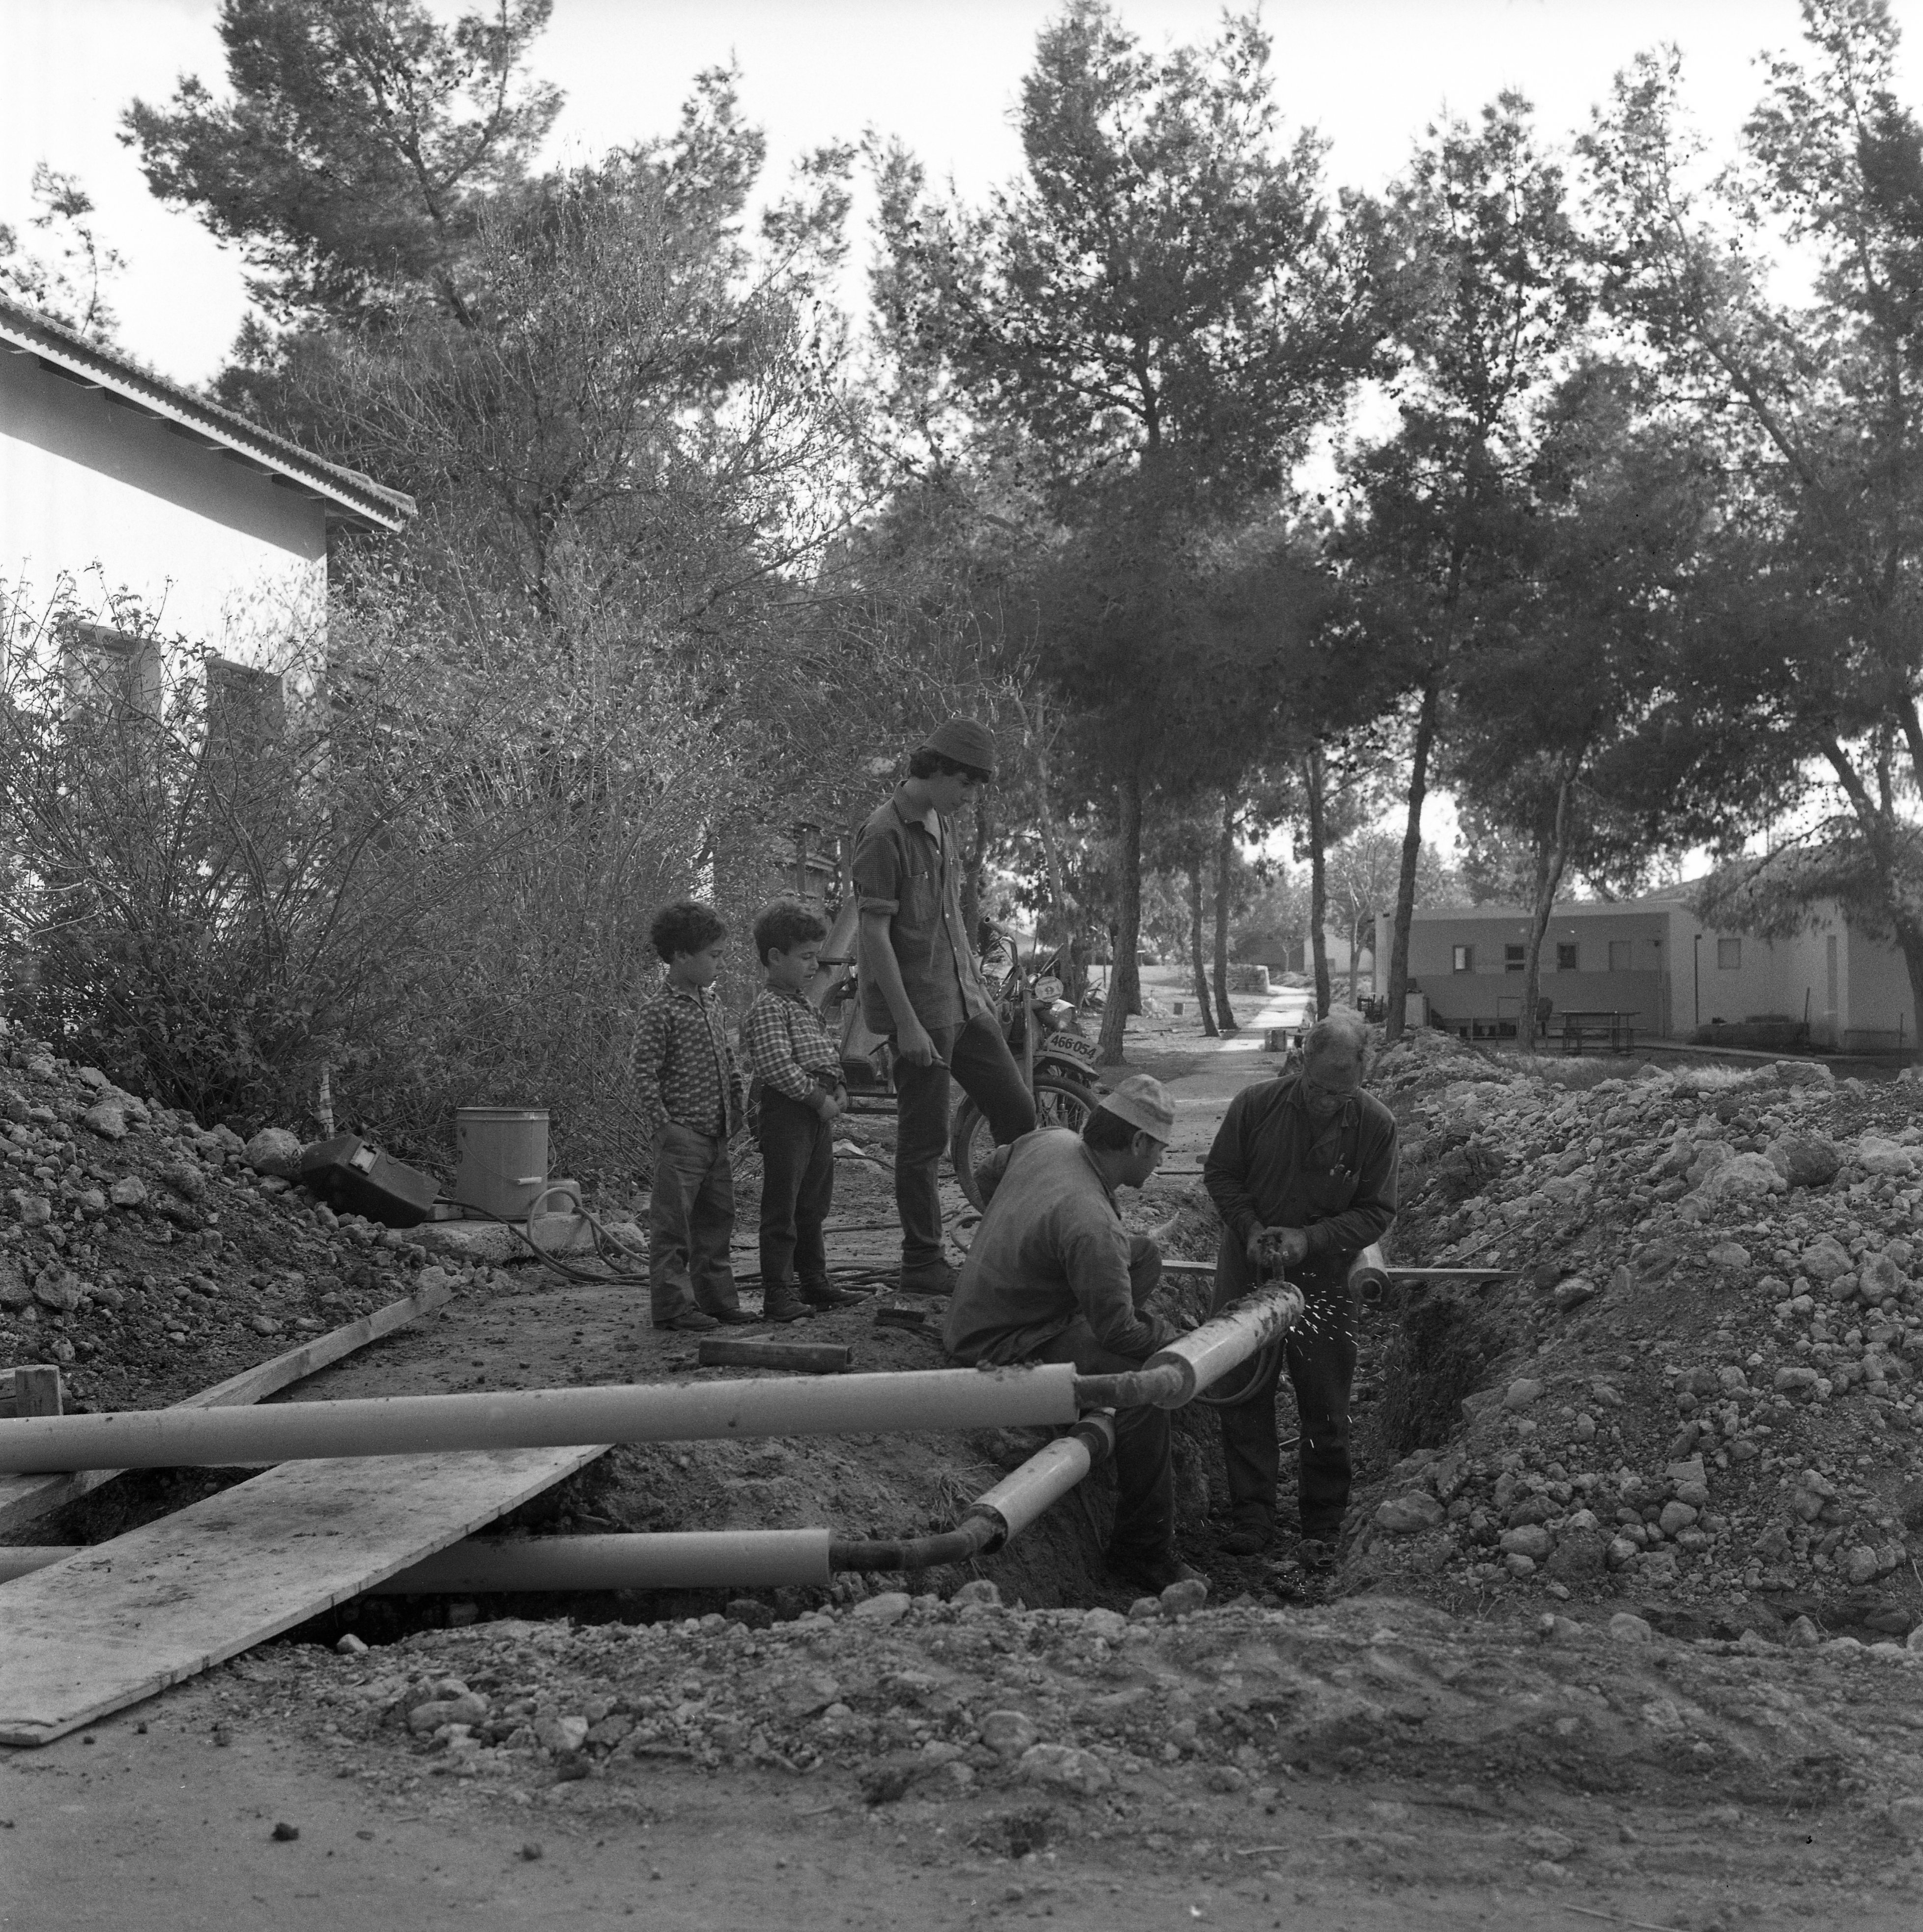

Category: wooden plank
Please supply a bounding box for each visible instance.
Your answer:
[0,1443,604,1747]
[13,1367,61,1418]
[0,1280,454,1533]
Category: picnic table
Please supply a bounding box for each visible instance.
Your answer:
[1561,1009,1639,1056]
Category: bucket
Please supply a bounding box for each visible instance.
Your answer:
[455,1107,549,1219]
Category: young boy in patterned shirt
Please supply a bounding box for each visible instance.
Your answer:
[631,899,752,1333]
[742,899,869,1322]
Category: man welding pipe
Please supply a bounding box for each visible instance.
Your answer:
[1203,1009,1399,1570]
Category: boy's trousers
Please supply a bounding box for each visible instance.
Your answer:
[649,1124,740,1324]
[755,1090,835,1296]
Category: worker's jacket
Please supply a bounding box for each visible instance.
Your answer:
[943,1129,1175,1365]
[1203,1073,1398,1301]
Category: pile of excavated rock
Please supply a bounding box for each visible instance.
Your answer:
[232,1575,1923,1864]
[1341,1029,1923,1638]
[0,1021,496,1415]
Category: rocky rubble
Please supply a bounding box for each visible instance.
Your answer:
[230,1578,1923,1880]
[0,1021,501,1419]
[1341,1031,1923,1640]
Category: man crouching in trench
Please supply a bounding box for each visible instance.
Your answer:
[942,1075,1205,1598]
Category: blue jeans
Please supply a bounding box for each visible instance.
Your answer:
[649,1125,738,1323]
[755,1091,834,1296]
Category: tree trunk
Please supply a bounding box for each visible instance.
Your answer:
[1305,747,1332,1021]
[1096,770,1143,1066]
[1188,863,1218,1037]
[1212,791,1237,1033]
[1519,773,1575,1058]
[1383,672,1440,1042]
[1348,915,1360,1007]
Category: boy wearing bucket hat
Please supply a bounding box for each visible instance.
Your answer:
[852,718,1037,1296]
[943,1075,1203,1596]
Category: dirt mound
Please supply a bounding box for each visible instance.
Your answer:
[1346,1034,1923,1642]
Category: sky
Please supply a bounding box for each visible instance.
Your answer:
[7,0,1923,388]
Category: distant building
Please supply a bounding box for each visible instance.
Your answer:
[1,296,411,697]
[1238,927,1374,981]
[1376,895,1913,1052]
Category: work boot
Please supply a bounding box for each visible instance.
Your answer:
[760,1289,816,1324]
[800,1281,868,1308]
[1218,1515,1274,1558]
[1105,1546,1205,1597]
[898,1259,957,1298]
[707,1306,760,1326]
[653,1308,719,1333]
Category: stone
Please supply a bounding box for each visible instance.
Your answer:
[1547,1530,1607,1581]
[1524,1826,1577,1861]
[1786,1615,1823,1649]
[1503,1552,1537,1578]
[852,1591,912,1627]
[1607,1613,1653,1644]
[1842,1546,1883,1586]
[1160,1576,1208,1616]
[6,1192,52,1228]
[335,1634,369,1656]
[1500,1524,1553,1560]
[980,1710,1040,1757]
[249,1314,284,1336]
[1126,1596,1161,1621]
[1686,1141,1733,1187]
[1775,1366,1820,1394]
[779,1673,841,1717]
[32,1267,82,1313]
[1633,1240,1680,1281]
[1018,1743,1112,1796]
[951,1579,1000,1608]
[1706,1242,1751,1271]
[1374,1492,1446,1535]
[1697,1153,1786,1203]
[1857,1135,1917,1176]
[533,1711,589,1754]
[1862,1255,1901,1303]
[242,1128,304,1177]
[1768,1133,1842,1188]
[1906,1625,1923,1655]
[1658,1501,1699,1537]
[1775,1060,1834,1087]
[409,1693,488,1734]
[0,1262,31,1310]
[1081,1608,1129,1642]
[1553,1276,1597,1313]
[1502,1378,1545,1411]
[81,1100,128,1140]
[1801,1235,1853,1283]
[109,1176,147,1209]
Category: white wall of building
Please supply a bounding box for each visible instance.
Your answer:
[0,350,326,671]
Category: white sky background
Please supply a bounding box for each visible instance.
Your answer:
[5,0,1920,883]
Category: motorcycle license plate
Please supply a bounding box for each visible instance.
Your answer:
[1050,1036,1097,1064]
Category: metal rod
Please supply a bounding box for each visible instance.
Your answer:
[0,1364,1082,1474]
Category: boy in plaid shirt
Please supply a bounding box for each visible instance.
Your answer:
[631,899,751,1333]
[743,899,869,1320]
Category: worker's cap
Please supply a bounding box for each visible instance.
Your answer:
[917,717,998,779]
[1097,1073,1176,1144]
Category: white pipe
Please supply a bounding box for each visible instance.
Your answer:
[380,1528,832,1593]
[1141,1281,1304,1406]
[973,1414,1115,1543]
[0,1364,1082,1474]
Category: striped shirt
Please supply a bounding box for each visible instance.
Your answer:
[742,985,843,1104]
[628,979,744,1144]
